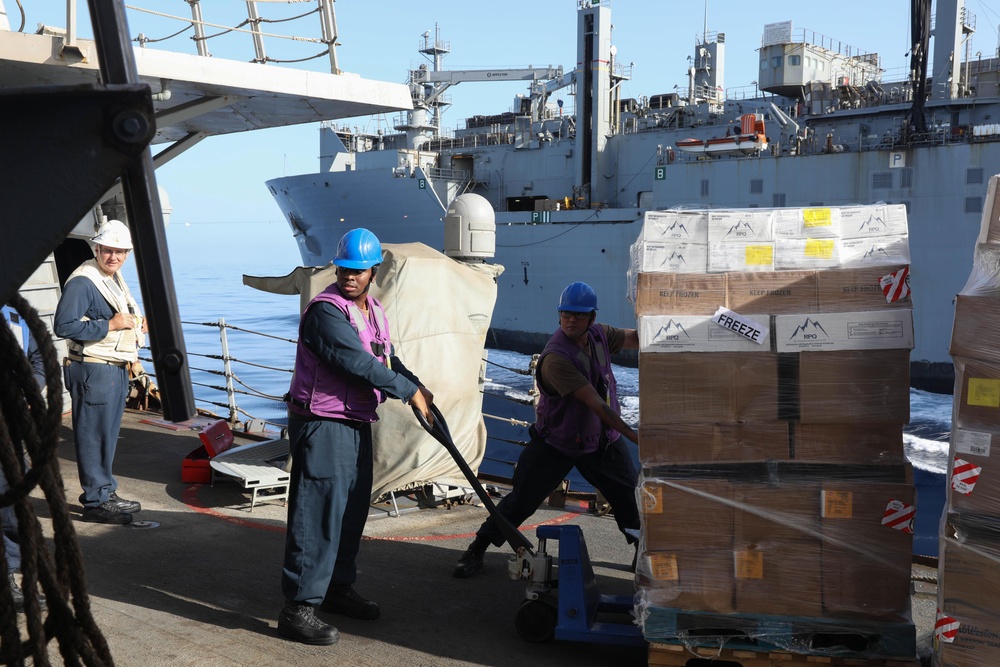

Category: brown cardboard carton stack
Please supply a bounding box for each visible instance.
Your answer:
[631,206,917,654]
[937,175,1000,667]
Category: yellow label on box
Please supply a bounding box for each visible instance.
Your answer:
[734,549,764,579]
[968,378,1000,408]
[642,485,663,513]
[822,490,853,518]
[804,238,835,258]
[649,553,679,581]
[803,208,833,227]
[745,245,773,265]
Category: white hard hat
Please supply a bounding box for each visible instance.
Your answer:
[91,220,133,250]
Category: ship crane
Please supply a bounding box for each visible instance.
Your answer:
[412,65,565,121]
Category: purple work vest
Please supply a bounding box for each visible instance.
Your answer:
[287,284,392,422]
[534,324,620,455]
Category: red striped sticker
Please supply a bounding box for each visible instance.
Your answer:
[879,266,910,303]
[936,609,959,643]
[952,457,982,495]
[881,499,915,533]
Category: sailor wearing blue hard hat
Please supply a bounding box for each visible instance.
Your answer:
[278,228,435,645]
[454,281,642,578]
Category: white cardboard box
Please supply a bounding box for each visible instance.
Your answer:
[771,207,841,239]
[641,210,710,243]
[707,209,774,243]
[838,204,909,239]
[708,242,775,272]
[631,241,709,273]
[838,235,911,268]
[640,314,772,352]
[774,309,914,352]
[774,238,842,270]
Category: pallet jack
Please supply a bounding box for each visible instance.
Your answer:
[415,405,646,647]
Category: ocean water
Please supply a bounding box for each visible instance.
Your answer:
[123,221,954,479]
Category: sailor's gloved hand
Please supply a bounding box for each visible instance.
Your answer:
[410,386,434,426]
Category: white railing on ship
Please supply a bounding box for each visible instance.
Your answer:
[33,1,341,74]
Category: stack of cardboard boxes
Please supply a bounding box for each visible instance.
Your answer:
[630,205,917,656]
[936,175,1000,666]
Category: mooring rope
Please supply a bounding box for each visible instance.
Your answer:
[0,294,114,666]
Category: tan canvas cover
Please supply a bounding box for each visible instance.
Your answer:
[243,242,504,499]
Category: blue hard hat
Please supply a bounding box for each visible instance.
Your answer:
[334,228,383,269]
[557,282,598,312]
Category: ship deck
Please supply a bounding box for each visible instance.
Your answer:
[14,409,937,666]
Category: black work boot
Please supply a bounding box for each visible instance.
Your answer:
[453,536,489,578]
[277,602,339,645]
[321,585,380,620]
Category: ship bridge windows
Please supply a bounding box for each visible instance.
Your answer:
[789,55,801,66]
[872,172,893,189]
[750,179,764,194]
[966,197,983,214]
[967,167,984,184]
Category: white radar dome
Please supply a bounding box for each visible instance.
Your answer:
[443,193,496,260]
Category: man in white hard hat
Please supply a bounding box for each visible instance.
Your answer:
[54,220,147,524]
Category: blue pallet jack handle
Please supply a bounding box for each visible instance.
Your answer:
[535,524,646,647]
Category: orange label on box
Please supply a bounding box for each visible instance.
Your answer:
[968,378,1000,407]
[734,549,764,579]
[649,553,679,581]
[803,208,833,227]
[642,485,663,513]
[804,238,836,258]
[745,245,773,265]
[822,490,853,518]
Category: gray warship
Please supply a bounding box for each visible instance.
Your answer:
[266,0,994,391]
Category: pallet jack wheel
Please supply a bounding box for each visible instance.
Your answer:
[515,599,557,643]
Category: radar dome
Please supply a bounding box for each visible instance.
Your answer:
[443,193,496,260]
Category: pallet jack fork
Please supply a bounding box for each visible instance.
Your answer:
[414,405,646,647]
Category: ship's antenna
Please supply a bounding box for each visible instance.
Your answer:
[703,0,709,42]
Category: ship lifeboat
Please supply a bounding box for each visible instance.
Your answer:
[676,113,768,157]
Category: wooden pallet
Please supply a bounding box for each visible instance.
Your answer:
[648,643,922,667]
[643,606,916,659]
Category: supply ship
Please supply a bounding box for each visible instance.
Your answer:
[267,0,998,391]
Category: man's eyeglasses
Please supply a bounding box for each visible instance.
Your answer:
[559,311,591,321]
[98,247,129,258]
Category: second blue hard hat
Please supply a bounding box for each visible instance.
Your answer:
[557,281,598,312]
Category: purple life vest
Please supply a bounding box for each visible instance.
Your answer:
[534,324,620,455]
[287,284,392,422]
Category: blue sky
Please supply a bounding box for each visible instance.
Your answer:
[23,0,985,259]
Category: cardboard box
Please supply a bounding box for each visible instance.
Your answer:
[774,309,914,353]
[708,242,775,272]
[640,478,733,550]
[641,210,709,243]
[791,423,906,463]
[638,422,789,464]
[954,356,1000,431]
[635,272,725,316]
[639,352,780,424]
[733,540,823,617]
[838,235,910,269]
[725,270,819,314]
[816,266,911,312]
[771,206,840,239]
[820,481,915,620]
[708,209,773,243]
[773,238,841,270]
[639,314,771,353]
[948,428,1000,516]
[937,537,1000,666]
[950,294,1000,363]
[797,350,910,424]
[632,241,709,274]
[838,204,908,239]
[637,548,734,614]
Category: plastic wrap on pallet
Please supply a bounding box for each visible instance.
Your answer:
[634,471,916,655]
[936,536,1000,665]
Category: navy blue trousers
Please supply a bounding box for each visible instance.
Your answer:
[65,361,128,507]
[0,471,19,573]
[476,432,641,547]
[281,413,373,606]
